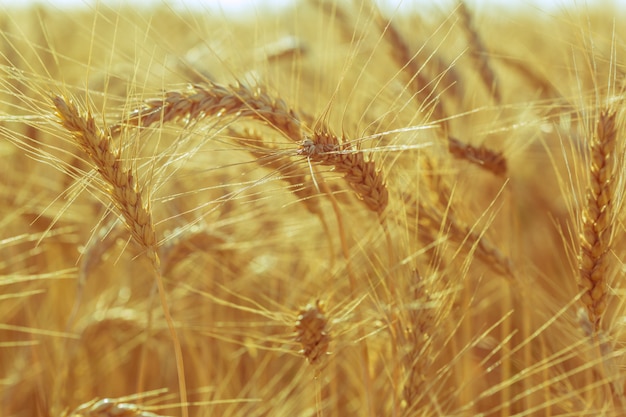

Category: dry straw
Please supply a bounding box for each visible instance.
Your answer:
[578,107,619,332]
[65,398,168,417]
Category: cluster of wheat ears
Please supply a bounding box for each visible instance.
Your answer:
[1,0,626,416]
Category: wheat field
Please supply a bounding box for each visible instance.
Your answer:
[1,0,626,416]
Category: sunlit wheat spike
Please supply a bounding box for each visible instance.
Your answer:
[52,96,158,263]
[113,82,302,141]
[298,130,388,216]
[295,300,330,365]
[65,398,169,417]
[447,136,507,176]
[578,107,619,332]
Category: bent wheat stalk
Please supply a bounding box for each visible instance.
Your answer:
[113,82,301,141]
[52,96,189,417]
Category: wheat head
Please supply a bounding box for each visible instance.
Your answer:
[299,129,388,216]
[114,82,301,141]
[578,107,619,332]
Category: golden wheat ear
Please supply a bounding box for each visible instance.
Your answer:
[368,1,445,122]
[52,95,189,417]
[298,129,388,216]
[113,82,302,141]
[578,107,620,332]
[295,300,330,366]
[447,135,507,176]
[52,96,158,261]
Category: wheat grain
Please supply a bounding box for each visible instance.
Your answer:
[113,82,301,141]
[298,129,388,216]
[412,197,514,279]
[161,223,230,276]
[578,107,619,332]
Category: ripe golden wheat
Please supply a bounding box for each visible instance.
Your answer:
[2,1,626,417]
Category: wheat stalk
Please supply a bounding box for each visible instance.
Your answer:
[578,107,619,332]
[298,129,388,216]
[113,82,301,141]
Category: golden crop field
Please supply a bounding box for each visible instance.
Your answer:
[1,1,626,416]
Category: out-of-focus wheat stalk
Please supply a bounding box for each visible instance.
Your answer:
[64,398,170,417]
[457,1,501,103]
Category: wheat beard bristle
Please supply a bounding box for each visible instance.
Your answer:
[298,130,389,216]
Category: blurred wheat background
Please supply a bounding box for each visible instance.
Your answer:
[1,0,626,416]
